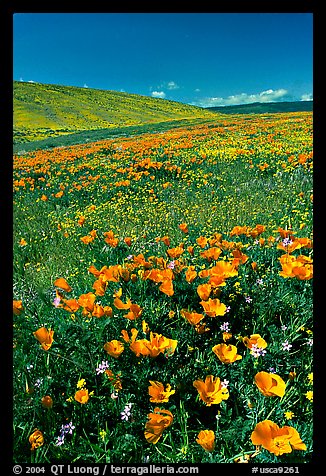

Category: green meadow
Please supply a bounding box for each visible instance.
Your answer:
[13,83,313,464]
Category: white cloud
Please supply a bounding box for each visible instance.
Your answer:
[27,80,35,83]
[151,91,166,99]
[300,93,313,101]
[194,88,201,92]
[193,88,291,107]
[167,81,179,90]
[83,83,89,88]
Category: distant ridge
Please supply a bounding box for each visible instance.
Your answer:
[13,81,217,144]
[206,100,313,114]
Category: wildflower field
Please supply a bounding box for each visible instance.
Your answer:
[13,110,313,464]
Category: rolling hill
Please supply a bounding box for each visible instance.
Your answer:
[206,100,313,114]
[13,81,218,144]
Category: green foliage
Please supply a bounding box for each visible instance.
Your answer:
[13,110,313,464]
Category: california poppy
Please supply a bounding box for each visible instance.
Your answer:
[113,297,132,310]
[196,430,215,452]
[29,429,44,450]
[41,395,53,409]
[254,371,286,398]
[144,407,173,444]
[148,381,175,403]
[125,303,143,320]
[75,388,90,404]
[33,327,54,351]
[181,309,205,326]
[104,340,124,358]
[200,298,227,317]
[54,277,72,293]
[179,223,188,233]
[212,343,242,364]
[193,375,229,406]
[159,279,174,296]
[197,283,212,301]
[78,292,96,313]
[251,420,306,456]
[13,300,23,315]
[242,334,267,350]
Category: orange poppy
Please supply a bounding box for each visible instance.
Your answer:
[61,298,80,313]
[196,430,215,452]
[185,266,197,283]
[125,303,143,320]
[93,278,107,296]
[197,283,212,301]
[75,388,90,404]
[113,297,132,310]
[29,429,44,450]
[78,216,85,226]
[181,309,205,326]
[212,343,242,364]
[41,396,53,409]
[159,279,174,296]
[200,298,227,317]
[54,277,72,292]
[242,334,267,350]
[33,327,54,351]
[124,237,132,246]
[193,375,229,406]
[254,371,286,398]
[144,407,173,444]
[251,420,306,456]
[78,292,96,313]
[148,381,175,403]
[13,300,23,315]
[166,246,184,259]
[179,223,188,233]
[103,340,124,358]
[121,328,139,343]
[196,236,208,248]
[200,247,222,262]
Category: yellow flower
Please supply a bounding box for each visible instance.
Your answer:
[305,391,313,402]
[284,411,295,420]
[77,378,86,389]
[307,372,313,384]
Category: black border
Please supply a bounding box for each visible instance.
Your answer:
[3,2,321,475]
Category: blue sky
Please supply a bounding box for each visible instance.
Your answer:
[13,13,313,107]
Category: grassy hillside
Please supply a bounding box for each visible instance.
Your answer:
[13,81,217,144]
[206,100,313,114]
